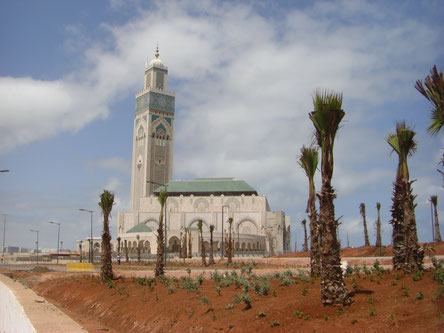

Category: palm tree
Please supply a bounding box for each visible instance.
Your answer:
[209,225,215,265]
[375,203,382,248]
[298,145,320,276]
[309,89,351,305]
[155,189,167,277]
[415,66,444,136]
[431,195,442,242]
[117,236,121,256]
[136,235,141,262]
[79,243,83,263]
[124,239,129,263]
[187,228,192,258]
[301,219,308,252]
[227,218,233,264]
[360,203,370,246]
[197,220,206,266]
[98,190,114,282]
[386,122,424,272]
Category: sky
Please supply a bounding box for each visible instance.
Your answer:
[0,0,443,252]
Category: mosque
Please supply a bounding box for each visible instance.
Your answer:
[80,48,291,259]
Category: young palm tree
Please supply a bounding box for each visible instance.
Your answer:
[155,189,167,277]
[187,228,192,258]
[309,89,351,305]
[431,195,442,242]
[360,203,370,246]
[298,145,320,275]
[415,66,444,136]
[124,239,129,262]
[79,243,83,263]
[197,220,206,266]
[117,236,121,256]
[301,219,309,252]
[209,225,215,265]
[227,218,233,264]
[375,203,382,248]
[387,122,424,272]
[136,235,141,262]
[98,190,114,282]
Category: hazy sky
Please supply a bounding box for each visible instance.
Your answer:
[1,0,443,251]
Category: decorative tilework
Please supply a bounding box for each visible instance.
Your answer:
[135,91,175,114]
[151,115,160,123]
[165,117,172,126]
[156,123,167,133]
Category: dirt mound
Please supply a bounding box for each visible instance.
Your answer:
[30,266,53,273]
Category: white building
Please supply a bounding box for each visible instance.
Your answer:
[116,48,291,257]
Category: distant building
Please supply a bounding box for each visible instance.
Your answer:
[116,48,291,257]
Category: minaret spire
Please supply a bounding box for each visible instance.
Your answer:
[155,44,159,59]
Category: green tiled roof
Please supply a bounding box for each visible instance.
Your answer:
[153,178,258,196]
[126,223,153,233]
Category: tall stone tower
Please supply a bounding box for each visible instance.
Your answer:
[130,47,175,211]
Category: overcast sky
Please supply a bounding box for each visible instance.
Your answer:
[1,0,443,252]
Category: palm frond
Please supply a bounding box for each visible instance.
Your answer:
[157,189,167,206]
[359,203,366,217]
[298,145,319,179]
[431,195,438,206]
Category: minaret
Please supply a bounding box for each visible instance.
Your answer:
[130,46,175,211]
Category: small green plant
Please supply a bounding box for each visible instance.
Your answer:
[168,284,175,295]
[433,286,444,299]
[412,270,424,282]
[352,282,359,291]
[353,265,361,277]
[297,270,311,282]
[303,314,310,321]
[186,268,191,277]
[272,289,277,297]
[344,265,353,277]
[372,260,386,275]
[233,293,252,310]
[294,310,303,319]
[211,313,216,320]
[324,315,329,321]
[402,289,409,297]
[363,264,371,275]
[367,297,373,304]
[431,257,444,284]
[269,320,280,327]
[225,303,234,310]
[258,311,266,318]
[181,277,199,293]
[415,291,424,300]
[210,270,222,282]
[197,273,205,285]
[301,288,308,296]
[215,286,221,296]
[106,279,116,289]
[369,307,376,316]
[351,318,357,324]
[337,308,346,315]
[116,286,127,296]
[199,295,210,305]
[394,273,401,280]
[391,280,397,286]
[188,308,194,319]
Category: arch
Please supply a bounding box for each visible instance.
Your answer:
[235,242,239,250]
[241,242,246,250]
[167,198,179,212]
[247,243,251,250]
[223,198,240,212]
[143,240,151,254]
[143,219,159,231]
[168,236,180,252]
[236,218,259,235]
[203,241,210,252]
[188,218,209,232]
[193,198,209,212]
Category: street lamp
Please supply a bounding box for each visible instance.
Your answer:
[1,214,6,257]
[147,180,168,267]
[221,205,230,258]
[30,229,39,265]
[49,221,61,264]
[79,209,94,263]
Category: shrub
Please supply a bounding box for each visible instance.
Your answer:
[233,293,252,310]
[181,277,199,293]
[369,307,376,316]
[168,284,174,295]
[294,310,303,319]
[297,270,311,282]
[433,286,444,299]
[199,295,210,305]
[415,291,424,300]
[106,280,116,289]
[337,308,346,315]
[210,270,222,283]
[269,320,280,327]
[412,270,424,282]
[367,297,373,304]
[215,286,221,296]
[257,311,266,318]
[279,274,296,286]
[252,277,270,296]
[133,277,155,287]
[225,303,234,310]
[301,288,308,296]
[197,273,205,285]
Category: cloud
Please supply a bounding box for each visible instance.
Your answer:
[89,157,131,175]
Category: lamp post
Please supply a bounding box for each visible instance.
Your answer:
[49,221,61,264]
[147,180,168,267]
[221,205,229,258]
[428,199,435,241]
[79,209,94,263]
[30,229,39,264]
[1,214,6,257]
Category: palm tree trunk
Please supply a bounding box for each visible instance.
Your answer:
[125,240,129,262]
[188,229,192,258]
[309,183,321,277]
[434,202,442,242]
[228,221,233,264]
[302,220,308,252]
[319,181,351,305]
[200,229,206,266]
[363,213,370,246]
[155,209,165,277]
[209,229,215,265]
[100,219,113,281]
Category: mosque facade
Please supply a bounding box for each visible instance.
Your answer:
[115,48,291,258]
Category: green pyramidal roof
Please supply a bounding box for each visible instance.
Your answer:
[153,178,258,196]
[126,223,153,233]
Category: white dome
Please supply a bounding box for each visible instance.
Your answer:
[149,58,164,67]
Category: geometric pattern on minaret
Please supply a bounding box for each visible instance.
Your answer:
[130,46,175,211]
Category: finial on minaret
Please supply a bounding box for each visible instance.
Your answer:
[155,44,159,59]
